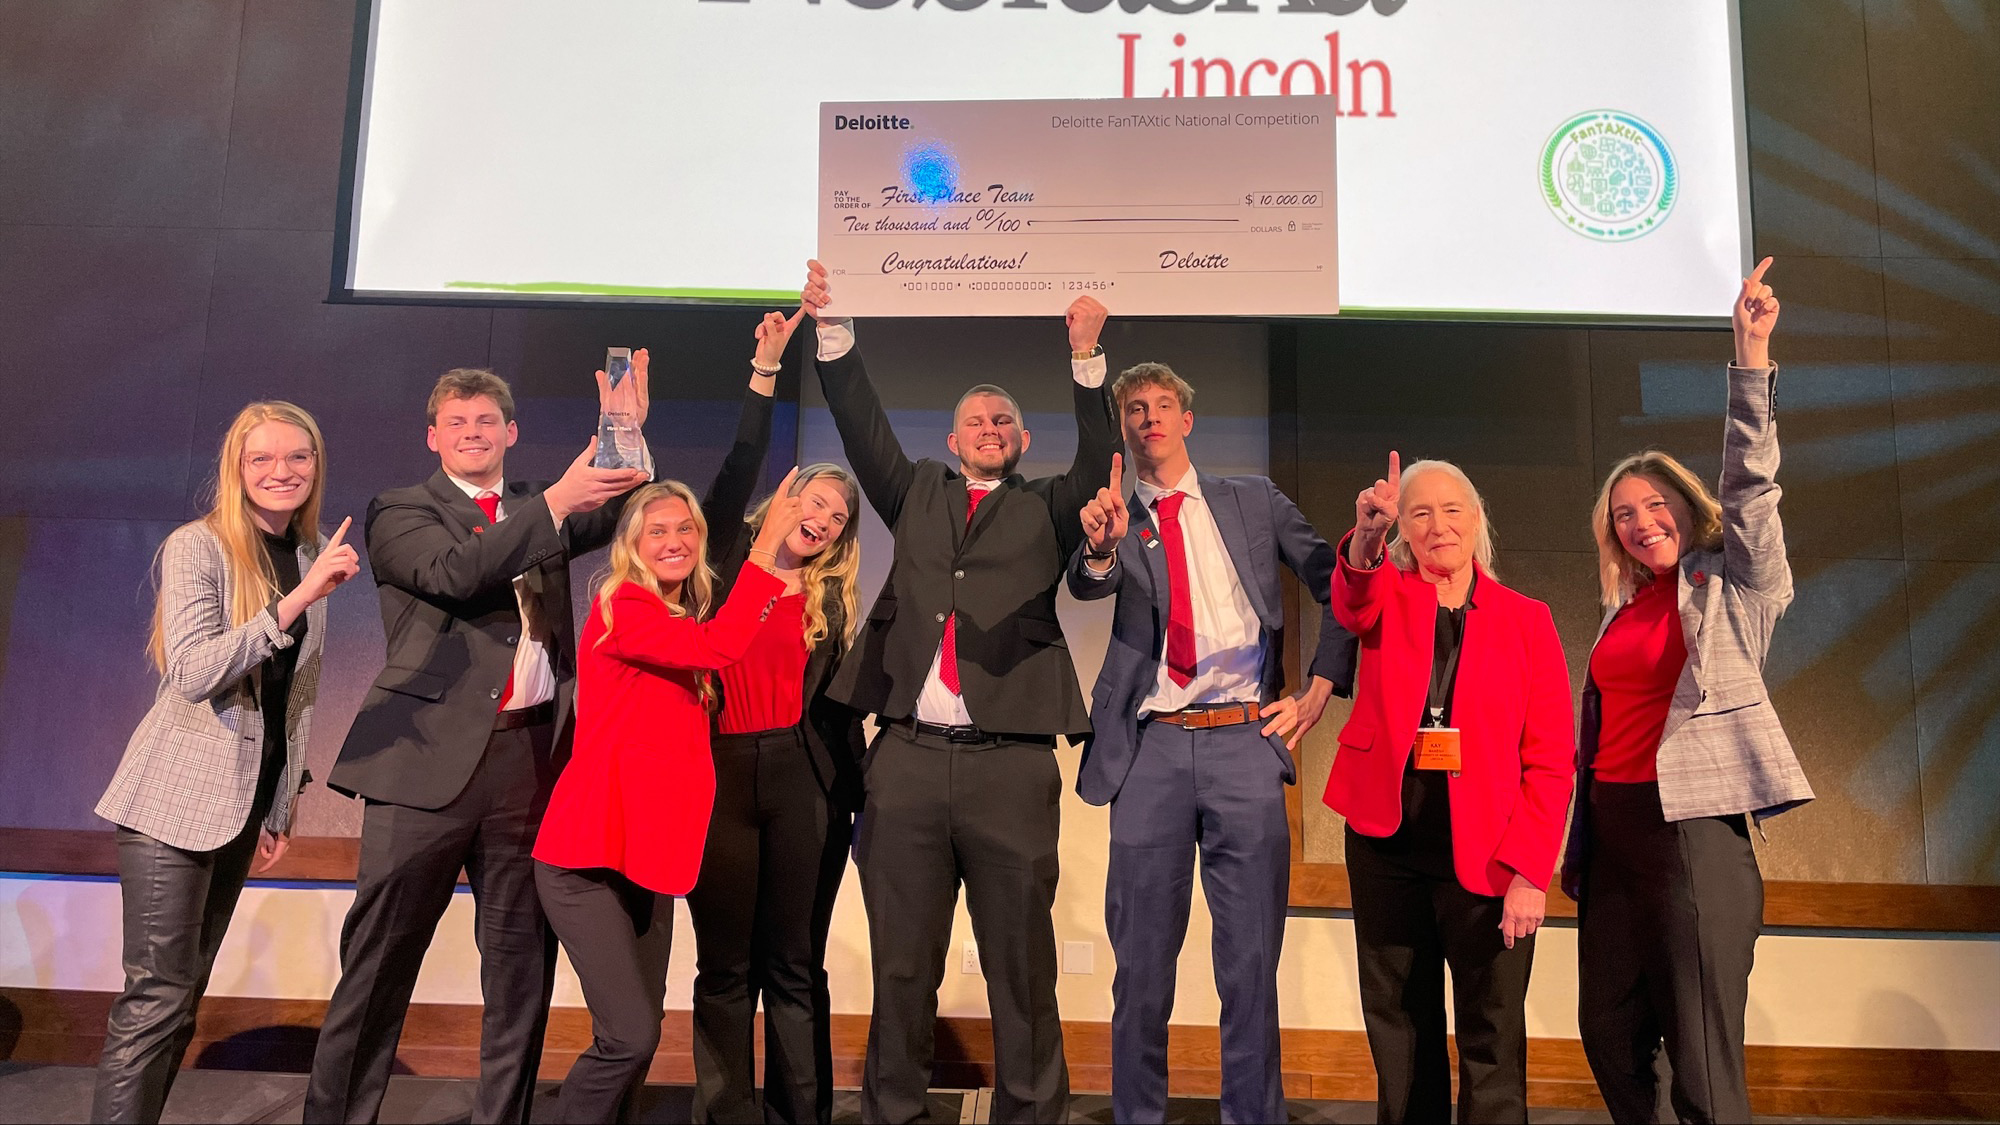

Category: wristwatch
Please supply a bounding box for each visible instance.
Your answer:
[1071,344,1103,361]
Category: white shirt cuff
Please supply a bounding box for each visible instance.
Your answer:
[1072,351,1107,388]
[816,319,856,362]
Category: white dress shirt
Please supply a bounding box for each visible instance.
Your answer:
[447,475,557,712]
[1126,465,1266,717]
[817,318,1108,727]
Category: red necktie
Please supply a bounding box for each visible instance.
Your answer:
[474,492,516,711]
[1154,491,1197,687]
[937,485,990,696]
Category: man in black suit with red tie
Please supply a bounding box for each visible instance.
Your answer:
[801,261,1118,1124]
[305,364,649,1125]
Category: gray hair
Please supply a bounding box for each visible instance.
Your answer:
[1387,458,1498,578]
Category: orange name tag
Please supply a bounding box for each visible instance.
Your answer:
[1413,728,1462,772]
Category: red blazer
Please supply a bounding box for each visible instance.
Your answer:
[534,563,784,895]
[1321,532,1574,896]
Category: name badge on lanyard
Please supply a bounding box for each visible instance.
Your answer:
[1420,597,1469,776]
[1415,715,1462,773]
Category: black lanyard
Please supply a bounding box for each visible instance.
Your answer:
[1426,602,1468,728]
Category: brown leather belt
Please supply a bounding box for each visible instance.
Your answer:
[493,701,556,731]
[1149,701,1263,730]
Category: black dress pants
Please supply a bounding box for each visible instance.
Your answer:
[92,823,260,1124]
[305,722,559,1125]
[536,862,676,1124]
[1346,825,1536,1125]
[685,727,847,1124]
[854,723,1068,1125]
[1578,779,1761,1125]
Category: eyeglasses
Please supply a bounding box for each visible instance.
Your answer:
[244,450,317,474]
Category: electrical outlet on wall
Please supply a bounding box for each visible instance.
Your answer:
[962,942,981,975]
[1062,941,1095,974]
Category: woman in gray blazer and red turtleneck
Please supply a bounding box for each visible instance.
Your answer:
[1563,258,1813,1125]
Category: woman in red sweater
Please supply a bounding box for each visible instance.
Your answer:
[1322,455,1575,1125]
[685,310,867,1125]
[532,470,805,1124]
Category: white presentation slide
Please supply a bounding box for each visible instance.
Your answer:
[340,0,1751,321]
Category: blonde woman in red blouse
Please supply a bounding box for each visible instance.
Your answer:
[684,310,867,1125]
[1564,259,1813,1124]
[531,471,805,1124]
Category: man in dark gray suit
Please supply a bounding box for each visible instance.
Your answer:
[801,261,1118,1125]
[1068,362,1355,1124]
[305,365,649,1125]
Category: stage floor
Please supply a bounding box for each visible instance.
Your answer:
[0,1063,1980,1124]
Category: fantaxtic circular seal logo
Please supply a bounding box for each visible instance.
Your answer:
[1541,110,1677,242]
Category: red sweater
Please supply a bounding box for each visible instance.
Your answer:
[718,592,809,734]
[533,563,783,895]
[1588,576,1687,784]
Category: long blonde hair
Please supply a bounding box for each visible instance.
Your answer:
[1592,450,1724,606]
[149,402,327,671]
[1386,458,1498,580]
[744,464,862,649]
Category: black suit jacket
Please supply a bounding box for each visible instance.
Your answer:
[329,470,629,810]
[704,388,867,813]
[815,346,1118,738]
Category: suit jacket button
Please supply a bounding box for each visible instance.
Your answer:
[953,570,965,580]
[489,687,501,700]
[507,635,518,645]
[935,612,947,623]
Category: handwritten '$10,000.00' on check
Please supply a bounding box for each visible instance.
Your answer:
[816,96,1338,318]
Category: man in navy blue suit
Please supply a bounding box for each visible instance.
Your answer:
[1068,362,1356,1124]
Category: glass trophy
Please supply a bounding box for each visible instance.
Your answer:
[594,346,643,469]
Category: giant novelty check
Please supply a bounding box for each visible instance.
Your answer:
[816,96,1337,318]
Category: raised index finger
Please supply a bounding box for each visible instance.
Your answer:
[326,515,352,549]
[1746,256,1774,289]
[1386,450,1401,489]
[1108,451,1123,492]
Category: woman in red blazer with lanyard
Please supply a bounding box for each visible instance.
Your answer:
[1323,455,1574,1125]
[531,469,805,1124]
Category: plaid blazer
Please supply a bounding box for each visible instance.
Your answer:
[95,520,326,852]
[1563,363,1814,900]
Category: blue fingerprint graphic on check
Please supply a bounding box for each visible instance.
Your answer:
[902,141,960,205]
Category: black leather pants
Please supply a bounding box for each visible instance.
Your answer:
[92,823,260,1124]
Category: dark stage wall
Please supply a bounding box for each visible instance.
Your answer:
[0,1,1995,883]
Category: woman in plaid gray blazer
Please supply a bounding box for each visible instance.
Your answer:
[90,401,359,1125]
[1564,259,1814,1125]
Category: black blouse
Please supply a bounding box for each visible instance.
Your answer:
[1349,571,1479,879]
[250,529,307,831]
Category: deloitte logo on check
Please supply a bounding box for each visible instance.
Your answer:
[1540,110,1678,242]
